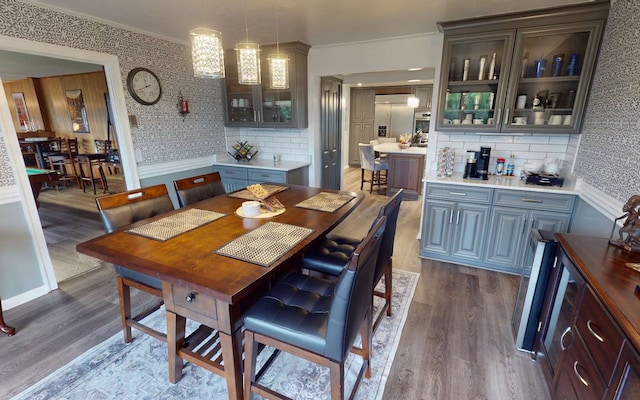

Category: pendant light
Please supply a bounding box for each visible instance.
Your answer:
[236,1,261,85]
[190,28,225,79]
[268,2,289,89]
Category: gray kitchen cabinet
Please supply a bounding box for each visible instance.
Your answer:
[215,163,308,193]
[485,207,571,273]
[421,183,575,274]
[349,88,376,165]
[223,42,309,128]
[435,2,608,134]
[421,185,492,264]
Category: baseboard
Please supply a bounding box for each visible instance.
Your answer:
[2,285,50,310]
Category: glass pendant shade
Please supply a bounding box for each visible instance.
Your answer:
[268,54,289,89]
[407,95,420,108]
[190,28,225,79]
[235,43,261,85]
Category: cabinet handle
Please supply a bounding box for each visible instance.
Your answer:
[521,215,527,235]
[573,361,589,387]
[185,292,196,303]
[456,209,461,225]
[522,198,543,203]
[503,108,510,125]
[560,326,572,351]
[586,320,605,343]
[552,256,558,269]
[449,208,454,224]
[449,192,467,196]
[495,108,502,124]
[332,148,337,153]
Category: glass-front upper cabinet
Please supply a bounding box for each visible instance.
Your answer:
[224,42,309,129]
[503,23,604,133]
[436,31,515,132]
[435,2,608,134]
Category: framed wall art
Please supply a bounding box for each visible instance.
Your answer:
[11,92,30,131]
[66,89,90,133]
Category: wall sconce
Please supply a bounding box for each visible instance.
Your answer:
[178,91,189,121]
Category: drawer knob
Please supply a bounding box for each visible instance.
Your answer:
[586,320,605,343]
[185,292,196,303]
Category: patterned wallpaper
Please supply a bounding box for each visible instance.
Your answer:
[0,0,227,187]
[575,0,640,202]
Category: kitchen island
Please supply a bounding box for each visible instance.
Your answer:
[373,143,427,200]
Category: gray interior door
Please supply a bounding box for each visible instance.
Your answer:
[320,76,342,189]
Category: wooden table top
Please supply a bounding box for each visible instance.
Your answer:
[556,233,640,352]
[76,185,362,304]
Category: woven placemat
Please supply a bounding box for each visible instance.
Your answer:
[294,192,355,213]
[126,208,226,242]
[228,184,288,200]
[214,222,314,267]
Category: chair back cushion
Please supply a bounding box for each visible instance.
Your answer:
[95,184,174,233]
[358,143,376,171]
[325,216,386,360]
[374,189,403,281]
[174,172,225,207]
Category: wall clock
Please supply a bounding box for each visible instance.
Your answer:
[126,67,162,105]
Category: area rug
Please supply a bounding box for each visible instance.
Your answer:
[11,269,419,400]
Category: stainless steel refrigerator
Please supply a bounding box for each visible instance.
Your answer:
[374,95,414,139]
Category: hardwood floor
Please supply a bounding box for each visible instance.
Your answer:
[0,168,549,399]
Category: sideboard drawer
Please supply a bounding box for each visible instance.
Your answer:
[248,169,287,184]
[217,166,248,180]
[493,189,575,212]
[426,184,493,204]
[575,287,625,385]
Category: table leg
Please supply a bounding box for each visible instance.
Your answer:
[166,310,185,383]
[34,143,46,170]
[0,299,16,336]
[220,329,244,400]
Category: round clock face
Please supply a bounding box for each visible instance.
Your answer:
[127,67,162,105]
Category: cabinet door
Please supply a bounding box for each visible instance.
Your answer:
[421,199,454,256]
[222,178,248,193]
[485,206,527,269]
[351,89,375,124]
[449,203,489,261]
[539,249,585,380]
[436,31,516,132]
[609,343,640,400]
[503,21,605,133]
[529,210,571,233]
[348,122,374,165]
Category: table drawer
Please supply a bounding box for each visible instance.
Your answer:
[575,287,625,385]
[248,169,286,184]
[564,333,607,400]
[426,184,492,204]
[165,284,219,328]
[493,189,575,212]
[217,166,248,180]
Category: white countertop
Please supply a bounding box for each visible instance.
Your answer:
[424,171,579,195]
[213,157,310,172]
[373,143,427,155]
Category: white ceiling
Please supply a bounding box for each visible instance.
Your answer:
[2,0,598,83]
[29,0,596,47]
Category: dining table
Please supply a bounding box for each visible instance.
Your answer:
[76,184,363,400]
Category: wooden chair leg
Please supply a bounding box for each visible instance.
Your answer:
[243,330,258,400]
[0,299,16,336]
[360,169,365,191]
[97,165,108,193]
[329,360,345,400]
[385,259,392,316]
[370,171,375,193]
[116,276,133,343]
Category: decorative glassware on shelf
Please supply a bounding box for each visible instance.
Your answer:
[228,141,258,161]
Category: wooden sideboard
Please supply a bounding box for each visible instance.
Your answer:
[536,234,640,399]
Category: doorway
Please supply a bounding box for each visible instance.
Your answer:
[0,36,138,291]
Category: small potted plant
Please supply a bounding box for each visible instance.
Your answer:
[398,133,411,149]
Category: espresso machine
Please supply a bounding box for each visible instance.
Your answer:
[463,146,491,180]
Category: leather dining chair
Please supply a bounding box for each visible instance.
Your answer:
[173,172,226,207]
[301,189,403,331]
[243,216,387,400]
[95,184,175,343]
[358,143,388,193]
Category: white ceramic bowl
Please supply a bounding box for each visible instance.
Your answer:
[241,201,261,217]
